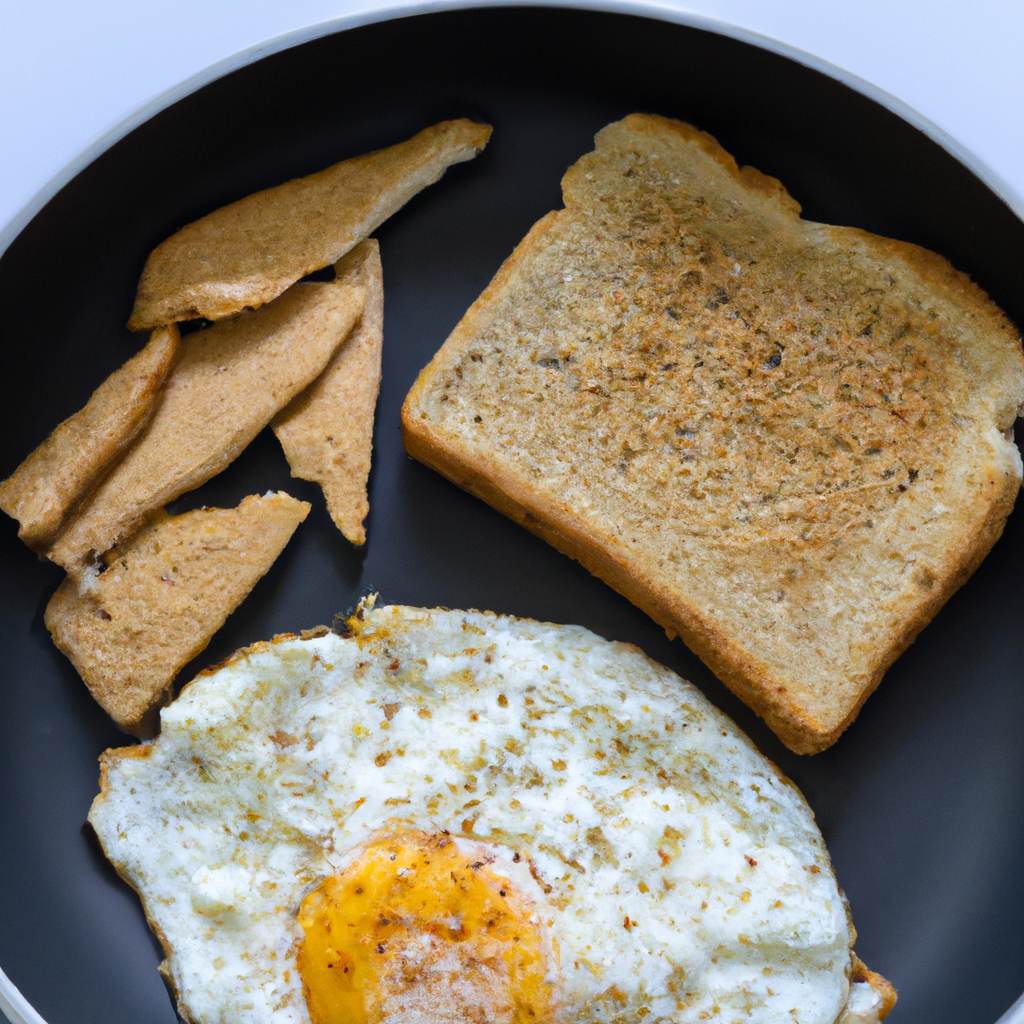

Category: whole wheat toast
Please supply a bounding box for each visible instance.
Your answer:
[49,274,364,574]
[128,119,490,330]
[0,325,177,550]
[273,239,384,545]
[403,114,1024,754]
[45,491,309,735]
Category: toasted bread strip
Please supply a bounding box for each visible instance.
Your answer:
[273,239,383,544]
[45,491,310,735]
[0,326,177,550]
[49,276,364,574]
[128,119,491,330]
[403,113,1024,754]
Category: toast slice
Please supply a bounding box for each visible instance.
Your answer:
[402,113,1024,754]
[128,119,491,330]
[0,326,177,550]
[273,239,383,544]
[49,274,364,574]
[45,491,309,735]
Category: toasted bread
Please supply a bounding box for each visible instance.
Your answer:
[0,326,177,550]
[128,119,491,330]
[403,114,1024,754]
[273,239,383,544]
[49,274,364,574]
[45,491,309,735]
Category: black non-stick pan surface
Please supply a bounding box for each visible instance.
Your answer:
[1,7,1022,1023]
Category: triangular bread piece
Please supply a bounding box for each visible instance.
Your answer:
[403,114,1024,754]
[128,119,491,330]
[273,239,383,544]
[45,491,310,736]
[49,275,364,574]
[0,326,177,550]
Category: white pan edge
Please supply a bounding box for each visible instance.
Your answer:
[0,3,1022,1023]
[0,966,47,1024]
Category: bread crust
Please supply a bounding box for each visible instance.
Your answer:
[403,113,1024,754]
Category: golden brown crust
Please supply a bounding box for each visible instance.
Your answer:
[180,622,330,688]
[273,239,384,544]
[849,956,898,1021]
[403,113,1024,754]
[45,491,310,735]
[93,741,152,800]
[49,275,363,574]
[0,326,178,550]
[576,112,804,216]
[128,119,491,329]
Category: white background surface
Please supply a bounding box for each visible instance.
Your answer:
[1,0,1023,253]
[0,3,1022,1024]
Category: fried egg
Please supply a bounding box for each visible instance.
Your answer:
[89,604,892,1023]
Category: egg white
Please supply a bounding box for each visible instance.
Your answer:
[89,605,856,1023]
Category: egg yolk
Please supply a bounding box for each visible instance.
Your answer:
[297,826,555,1024]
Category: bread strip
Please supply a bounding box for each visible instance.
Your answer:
[49,276,364,573]
[403,114,1024,754]
[128,119,491,330]
[273,239,383,544]
[45,491,310,735]
[0,326,177,550]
